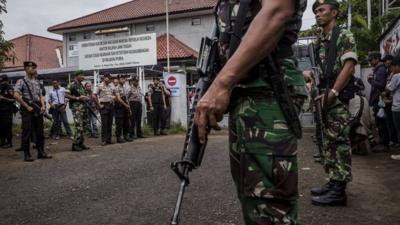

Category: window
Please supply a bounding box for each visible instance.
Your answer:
[68,44,78,57]
[192,18,201,26]
[146,24,155,32]
[68,35,76,42]
[83,32,91,40]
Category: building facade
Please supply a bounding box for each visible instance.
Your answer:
[48,0,217,69]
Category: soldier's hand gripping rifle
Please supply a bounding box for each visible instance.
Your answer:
[308,43,325,162]
[169,35,219,225]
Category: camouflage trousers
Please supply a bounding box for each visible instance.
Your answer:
[322,99,352,183]
[71,104,88,145]
[229,96,299,225]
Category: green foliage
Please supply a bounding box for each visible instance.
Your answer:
[168,122,187,134]
[0,0,15,70]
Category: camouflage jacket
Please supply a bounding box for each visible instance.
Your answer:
[216,0,307,93]
[314,27,358,88]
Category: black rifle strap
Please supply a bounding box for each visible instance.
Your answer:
[322,26,340,125]
[228,0,252,57]
[22,78,39,103]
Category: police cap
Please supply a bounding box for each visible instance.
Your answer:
[23,61,37,68]
[312,0,340,12]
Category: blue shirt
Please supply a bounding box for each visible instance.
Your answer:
[48,87,66,105]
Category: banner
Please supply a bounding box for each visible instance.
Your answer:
[79,33,157,70]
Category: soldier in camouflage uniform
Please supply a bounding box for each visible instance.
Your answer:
[195,0,307,224]
[66,70,91,151]
[304,0,358,206]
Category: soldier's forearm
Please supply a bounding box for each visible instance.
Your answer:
[333,60,355,92]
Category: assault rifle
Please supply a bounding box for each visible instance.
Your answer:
[169,36,219,225]
[308,43,325,162]
[23,98,53,121]
[84,100,101,125]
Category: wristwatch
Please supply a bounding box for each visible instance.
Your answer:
[330,88,339,97]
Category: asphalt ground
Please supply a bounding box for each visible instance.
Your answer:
[0,132,399,225]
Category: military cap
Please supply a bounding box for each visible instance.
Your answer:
[312,0,340,12]
[23,61,37,68]
[73,70,85,77]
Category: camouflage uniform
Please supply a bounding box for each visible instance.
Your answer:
[68,81,89,147]
[314,28,358,183]
[217,0,307,224]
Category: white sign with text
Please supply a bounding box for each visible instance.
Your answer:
[79,33,157,70]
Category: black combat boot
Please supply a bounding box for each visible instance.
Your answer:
[311,181,347,206]
[24,151,34,162]
[124,136,133,142]
[72,144,83,152]
[38,149,52,159]
[311,181,334,196]
[116,137,125,143]
[79,143,90,150]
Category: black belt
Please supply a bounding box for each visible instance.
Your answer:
[100,101,113,104]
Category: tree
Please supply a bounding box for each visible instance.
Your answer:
[0,0,15,71]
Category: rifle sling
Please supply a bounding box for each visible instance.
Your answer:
[321,26,340,126]
[22,78,41,106]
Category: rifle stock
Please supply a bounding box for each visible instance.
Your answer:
[170,36,219,225]
[308,44,325,161]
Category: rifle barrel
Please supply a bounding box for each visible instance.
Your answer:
[170,167,189,225]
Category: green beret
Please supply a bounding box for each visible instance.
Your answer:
[74,70,84,77]
[312,0,340,12]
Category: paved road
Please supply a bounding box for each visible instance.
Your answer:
[0,133,399,225]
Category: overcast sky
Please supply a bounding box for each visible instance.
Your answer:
[0,0,316,41]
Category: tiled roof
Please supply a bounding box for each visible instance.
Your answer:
[157,34,198,60]
[48,0,218,33]
[4,34,63,70]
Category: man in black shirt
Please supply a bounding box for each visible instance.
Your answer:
[148,77,169,135]
[0,75,16,148]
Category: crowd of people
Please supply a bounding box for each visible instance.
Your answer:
[0,61,172,162]
[366,52,400,160]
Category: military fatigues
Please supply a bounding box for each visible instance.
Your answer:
[127,84,143,138]
[115,84,130,141]
[0,82,15,147]
[14,76,46,159]
[96,82,115,144]
[314,28,358,183]
[217,0,307,224]
[68,81,89,148]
